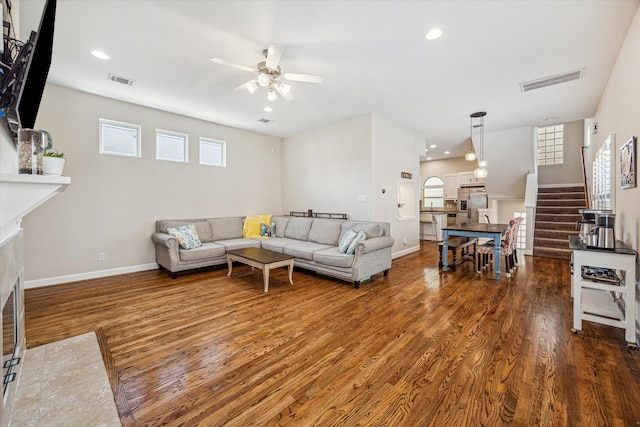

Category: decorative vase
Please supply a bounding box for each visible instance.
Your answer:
[43,157,66,175]
[18,129,43,175]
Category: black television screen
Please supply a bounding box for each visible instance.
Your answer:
[6,0,56,132]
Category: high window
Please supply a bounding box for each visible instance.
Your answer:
[537,124,563,165]
[156,130,188,163]
[423,177,444,208]
[99,119,141,157]
[199,138,226,167]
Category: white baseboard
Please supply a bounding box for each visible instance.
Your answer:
[24,263,159,289]
[392,245,420,259]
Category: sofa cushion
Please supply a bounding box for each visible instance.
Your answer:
[346,230,367,255]
[167,224,203,249]
[313,247,355,268]
[214,238,261,251]
[158,220,212,243]
[209,217,244,241]
[260,237,300,253]
[339,222,382,242]
[179,242,226,262]
[338,229,358,254]
[308,219,343,245]
[272,216,289,238]
[283,242,332,261]
[284,217,313,240]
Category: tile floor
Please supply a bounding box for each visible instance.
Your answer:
[10,332,121,426]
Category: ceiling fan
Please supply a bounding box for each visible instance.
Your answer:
[210,44,323,102]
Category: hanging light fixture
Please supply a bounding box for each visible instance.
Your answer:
[465,114,477,161]
[470,111,488,178]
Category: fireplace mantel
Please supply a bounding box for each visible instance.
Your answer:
[0,174,71,244]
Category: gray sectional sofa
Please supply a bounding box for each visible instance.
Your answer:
[152,215,394,288]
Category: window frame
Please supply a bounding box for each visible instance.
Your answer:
[423,176,444,208]
[155,129,189,163]
[99,118,142,158]
[537,124,564,166]
[199,137,226,167]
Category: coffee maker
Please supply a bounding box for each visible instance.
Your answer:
[596,213,616,249]
[577,209,612,247]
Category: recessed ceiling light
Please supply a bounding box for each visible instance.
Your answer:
[424,148,429,152]
[426,157,432,160]
[426,29,443,40]
[444,151,450,154]
[264,106,273,112]
[430,144,436,148]
[90,50,110,60]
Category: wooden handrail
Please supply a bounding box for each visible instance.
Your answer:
[581,146,590,208]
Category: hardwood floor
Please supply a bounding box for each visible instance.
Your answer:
[25,242,640,426]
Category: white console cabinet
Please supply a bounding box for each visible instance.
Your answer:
[569,236,637,348]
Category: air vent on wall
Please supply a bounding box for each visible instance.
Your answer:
[108,73,135,86]
[520,69,583,92]
[258,118,273,124]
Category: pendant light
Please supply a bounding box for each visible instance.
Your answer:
[465,114,477,161]
[470,111,488,178]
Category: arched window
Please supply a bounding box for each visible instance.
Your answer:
[423,177,444,208]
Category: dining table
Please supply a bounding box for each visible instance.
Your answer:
[442,222,510,280]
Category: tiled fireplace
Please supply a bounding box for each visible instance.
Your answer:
[0,174,70,426]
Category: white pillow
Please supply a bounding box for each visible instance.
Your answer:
[346,230,367,255]
[338,229,357,254]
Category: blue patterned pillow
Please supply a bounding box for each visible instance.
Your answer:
[346,230,367,255]
[167,224,202,249]
[338,229,358,254]
[260,222,275,237]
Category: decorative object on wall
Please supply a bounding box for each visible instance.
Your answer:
[401,172,412,179]
[17,128,44,174]
[620,136,636,189]
[43,151,66,175]
[465,114,477,161]
[470,111,488,178]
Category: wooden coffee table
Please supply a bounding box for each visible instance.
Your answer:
[227,247,295,292]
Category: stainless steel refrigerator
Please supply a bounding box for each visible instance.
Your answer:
[457,187,488,223]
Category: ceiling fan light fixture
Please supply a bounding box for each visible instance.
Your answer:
[258,73,271,87]
[246,80,259,94]
[267,88,277,102]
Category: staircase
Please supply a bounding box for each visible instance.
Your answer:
[533,185,586,259]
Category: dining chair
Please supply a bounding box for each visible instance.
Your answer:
[476,217,522,278]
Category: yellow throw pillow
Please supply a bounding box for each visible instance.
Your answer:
[243,214,272,238]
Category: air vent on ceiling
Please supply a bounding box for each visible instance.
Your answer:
[520,69,583,92]
[108,73,135,86]
[258,118,273,124]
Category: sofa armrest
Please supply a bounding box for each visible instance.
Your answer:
[152,232,178,249]
[356,236,395,255]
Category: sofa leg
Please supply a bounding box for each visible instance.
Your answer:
[383,269,389,277]
[354,281,360,289]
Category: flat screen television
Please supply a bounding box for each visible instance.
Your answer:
[2,0,56,134]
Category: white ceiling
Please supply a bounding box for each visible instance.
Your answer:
[18,0,639,160]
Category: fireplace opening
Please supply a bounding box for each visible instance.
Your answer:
[2,283,19,396]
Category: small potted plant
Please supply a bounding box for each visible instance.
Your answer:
[41,130,66,175]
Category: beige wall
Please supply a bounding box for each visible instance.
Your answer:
[589,5,640,254]
[420,157,472,184]
[21,85,282,283]
[538,119,585,186]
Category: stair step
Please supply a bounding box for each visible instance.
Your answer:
[533,246,572,260]
[535,220,579,231]
[535,229,579,239]
[537,192,586,200]
[534,237,570,249]
[538,186,585,193]
[536,199,586,207]
[536,206,583,215]
[535,213,582,222]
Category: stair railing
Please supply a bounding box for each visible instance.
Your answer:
[581,146,590,208]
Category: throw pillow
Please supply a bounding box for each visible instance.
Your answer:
[260,222,275,237]
[346,230,367,255]
[167,224,202,250]
[338,229,358,254]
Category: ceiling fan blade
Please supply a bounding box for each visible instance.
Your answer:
[283,73,324,84]
[210,57,256,73]
[265,44,283,70]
